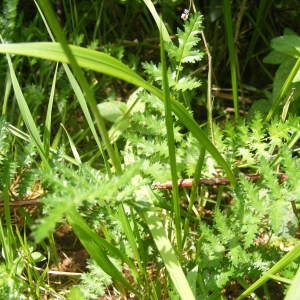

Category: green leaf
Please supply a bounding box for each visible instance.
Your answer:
[5,53,48,168]
[271,35,300,58]
[263,50,289,65]
[97,101,127,123]
[237,242,300,299]
[143,209,195,300]
[272,57,298,100]
[285,265,300,300]
[67,286,85,300]
[67,207,139,295]
[168,12,203,64]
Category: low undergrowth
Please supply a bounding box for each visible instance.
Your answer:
[0,0,300,299]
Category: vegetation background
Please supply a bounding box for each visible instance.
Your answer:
[0,0,300,299]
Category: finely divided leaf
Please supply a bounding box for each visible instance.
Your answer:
[168,13,204,64]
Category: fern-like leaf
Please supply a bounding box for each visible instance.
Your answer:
[168,12,204,64]
[0,0,19,39]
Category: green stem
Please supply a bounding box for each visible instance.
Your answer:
[160,31,182,251]
[223,0,239,120]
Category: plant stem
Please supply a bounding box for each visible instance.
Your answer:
[160,30,182,251]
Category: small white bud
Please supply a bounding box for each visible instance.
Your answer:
[181,8,189,21]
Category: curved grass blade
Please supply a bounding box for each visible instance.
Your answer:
[142,0,171,43]
[143,208,195,300]
[266,57,300,121]
[5,52,49,168]
[222,0,239,120]
[160,28,182,250]
[67,207,140,296]
[36,0,122,174]
[0,42,236,186]
[43,63,58,158]
[60,123,82,164]
[237,242,300,299]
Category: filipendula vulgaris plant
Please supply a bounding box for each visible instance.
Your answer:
[195,113,300,298]
[122,12,205,184]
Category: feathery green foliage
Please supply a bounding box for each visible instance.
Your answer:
[0,1,299,299]
[195,115,300,298]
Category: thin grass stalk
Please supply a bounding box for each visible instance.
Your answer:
[201,31,215,143]
[160,30,182,251]
[0,220,15,269]
[222,0,239,120]
[182,147,205,247]
[4,52,49,168]
[15,228,42,298]
[1,163,16,254]
[43,63,58,159]
[2,73,11,115]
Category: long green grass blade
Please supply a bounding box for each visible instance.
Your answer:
[160,30,182,250]
[67,207,139,296]
[36,1,110,168]
[142,0,171,43]
[36,0,122,174]
[5,53,49,168]
[222,0,239,120]
[43,63,58,158]
[143,208,195,300]
[237,242,300,299]
[0,42,236,186]
[63,64,111,173]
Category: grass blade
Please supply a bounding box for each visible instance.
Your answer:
[36,0,122,174]
[285,265,300,300]
[142,0,171,43]
[5,53,49,168]
[67,207,140,296]
[0,42,237,186]
[160,30,182,250]
[222,0,239,120]
[143,208,195,300]
[60,123,82,164]
[237,242,300,299]
[43,63,58,158]
[63,64,111,173]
